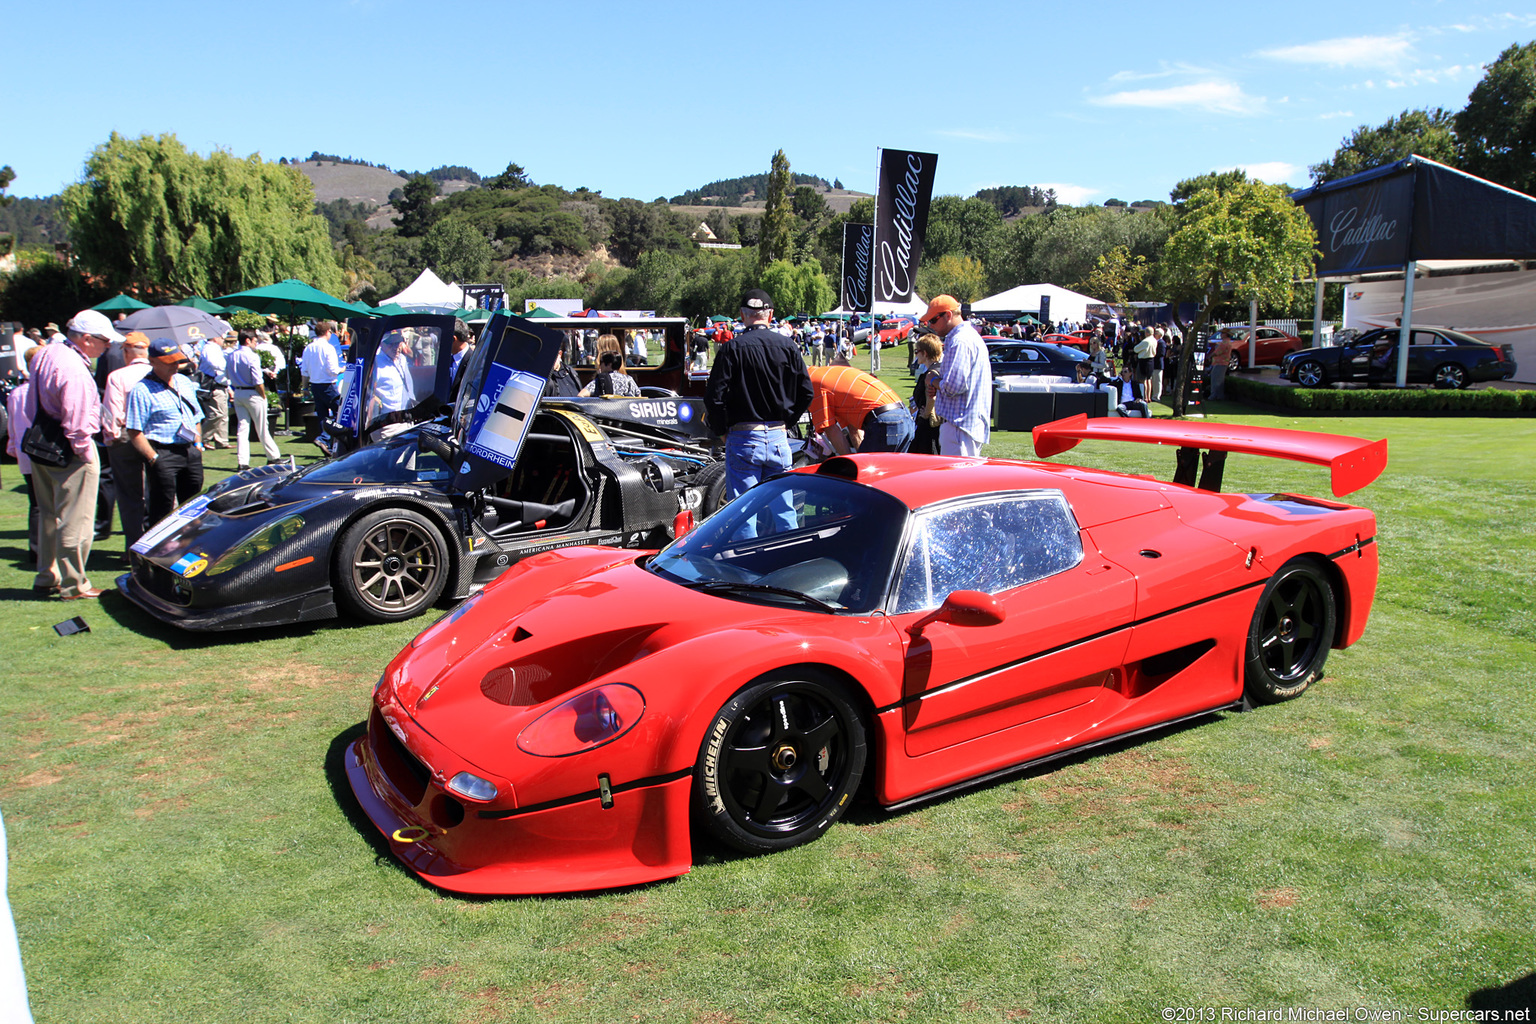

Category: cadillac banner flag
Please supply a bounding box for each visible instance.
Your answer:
[841,222,873,313]
[872,148,938,306]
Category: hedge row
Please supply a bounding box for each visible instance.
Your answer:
[1228,376,1536,415]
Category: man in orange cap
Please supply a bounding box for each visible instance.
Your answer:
[921,295,991,457]
[806,365,914,454]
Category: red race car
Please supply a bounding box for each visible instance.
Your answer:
[347,418,1387,894]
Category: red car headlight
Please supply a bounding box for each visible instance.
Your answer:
[517,684,645,757]
[446,772,498,802]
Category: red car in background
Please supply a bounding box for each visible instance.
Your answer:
[346,417,1386,895]
[874,319,914,347]
[1212,326,1303,369]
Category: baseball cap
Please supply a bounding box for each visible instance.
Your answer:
[65,309,126,343]
[741,288,773,310]
[921,295,961,325]
[123,331,151,349]
[148,337,188,365]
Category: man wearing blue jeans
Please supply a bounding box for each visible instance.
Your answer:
[705,288,813,536]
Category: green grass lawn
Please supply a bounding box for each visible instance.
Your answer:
[1,402,1533,1023]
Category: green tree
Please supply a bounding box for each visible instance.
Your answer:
[421,219,494,282]
[1158,174,1318,415]
[758,150,795,270]
[922,196,1004,263]
[484,162,533,190]
[791,185,827,223]
[393,174,441,236]
[1309,108,1459,184]
[917,254,988,303]
[1075,244,1149,309]
[60,132,342,300]
[1456,41,1536,195]
[758,258,834,316]
[0,165,14,207]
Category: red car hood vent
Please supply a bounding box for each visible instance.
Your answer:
[461,624,666,710]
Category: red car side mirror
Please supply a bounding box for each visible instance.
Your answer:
[907,590,1005,638]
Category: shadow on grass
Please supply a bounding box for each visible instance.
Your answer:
[1468,972,1535,1013]
[86,585,357,650]
[840,708,1228,829]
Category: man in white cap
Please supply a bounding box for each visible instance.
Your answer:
[29,309,121,599]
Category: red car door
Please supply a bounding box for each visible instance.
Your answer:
[887,493,1137,762]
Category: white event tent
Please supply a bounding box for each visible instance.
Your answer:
[383,268,468,310]
[972,284,1104,325]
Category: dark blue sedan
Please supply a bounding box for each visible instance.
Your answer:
[987,341,1089,378]
[1280,327,1517,389]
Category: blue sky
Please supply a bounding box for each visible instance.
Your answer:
[6,0,1534,204]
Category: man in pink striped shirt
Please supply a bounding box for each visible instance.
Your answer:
[30,309,119,599]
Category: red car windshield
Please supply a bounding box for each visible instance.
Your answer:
[650,474,909,613]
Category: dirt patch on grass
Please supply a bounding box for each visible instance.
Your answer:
[15,768,66,788]
[555,894,655,950]
[460,985,506,1024]
[1005,749,1259,832]
[1257,887,1300,909]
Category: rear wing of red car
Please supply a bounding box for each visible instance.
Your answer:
[1032,415,1388,497]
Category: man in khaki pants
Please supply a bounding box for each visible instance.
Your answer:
[30,310,118,600]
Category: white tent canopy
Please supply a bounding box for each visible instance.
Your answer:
[971,284,1104,325]
[383,267,468,309]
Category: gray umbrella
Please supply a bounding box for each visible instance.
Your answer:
[115,305,232,347]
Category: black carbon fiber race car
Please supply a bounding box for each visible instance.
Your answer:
[116,312,725,631]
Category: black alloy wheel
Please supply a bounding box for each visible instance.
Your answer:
[1434,363,1467,390]
[335,508,448,623]
[1244,558,1337,704]
[1294,360,1327,388]
[695,672,866,853]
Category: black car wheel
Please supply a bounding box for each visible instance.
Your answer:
[695,671,866,853]
[1294,360,1327,388]
[335,509,448,623]
[1434,363,1467,390]
[694,461,730,517]
[1244,558,1337,705]
[1228,352,1242,373]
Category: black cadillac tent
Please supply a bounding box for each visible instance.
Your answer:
[1290,155,1536,386]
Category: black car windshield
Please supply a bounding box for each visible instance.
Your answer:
[649,473,909,613]
[294,437,451,486]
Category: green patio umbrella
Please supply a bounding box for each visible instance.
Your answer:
[94,293,151,314]
[370,303,411,317]
[518,306,563,319]
[455,308,494,322]
[215,279,374,321]
[178,295,229,314]
[1015,313,1041,324]
[708,314,733,323]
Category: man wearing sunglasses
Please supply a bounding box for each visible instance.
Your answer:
[921,295,991,457]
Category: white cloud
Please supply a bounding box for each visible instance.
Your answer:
[1257,35,1412,70]
[1234,162,1305,184]
[1091,80,1265,116]
[1320,110,1355,119]
[1106,62,1215,83]
[1031,183,1099,205]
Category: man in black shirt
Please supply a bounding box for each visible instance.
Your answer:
[705,288,812,534]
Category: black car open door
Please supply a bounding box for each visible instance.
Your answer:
[333,314,459,446]
[446,312,563,494]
